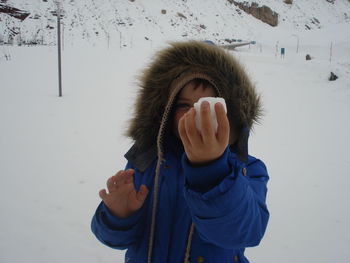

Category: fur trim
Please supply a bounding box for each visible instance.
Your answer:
[126,40,262,150]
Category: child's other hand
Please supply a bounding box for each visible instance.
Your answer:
[178,101,230,165]
[99,169,149,219]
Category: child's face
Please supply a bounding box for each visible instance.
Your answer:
[173,82,216,138]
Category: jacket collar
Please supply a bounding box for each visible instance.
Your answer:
[124,143,157,172]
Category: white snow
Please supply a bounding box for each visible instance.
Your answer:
[1,0,350,262]
[194,97,227,132]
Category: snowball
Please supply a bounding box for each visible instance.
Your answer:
[193,97,227,132]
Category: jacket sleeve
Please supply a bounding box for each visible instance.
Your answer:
[91,163,146,250]
[182,147,270,250]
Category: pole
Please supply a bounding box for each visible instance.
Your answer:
[119,31,122,50]
[330,42,333,63]
[57,2,62,97]
[107,33,110,49]
[275,41,278,57]
[62,21,64,51]
[295,35,299,53]
[297,37,299,53]
[292,34,299,53]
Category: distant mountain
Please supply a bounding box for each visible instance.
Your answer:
[1,0,349,47]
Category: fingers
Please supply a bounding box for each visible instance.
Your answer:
[99,189,108,200]
[184,108,201,145]
[200,101,215,141]
[106,174,118,193]
[123,169,135,184]
[107,169,135,193]
[215,102,230,145]
[178,115,191,147]
[130,184,149,210]
[137,185,149,202]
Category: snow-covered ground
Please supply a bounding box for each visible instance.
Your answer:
[1,1,350,262]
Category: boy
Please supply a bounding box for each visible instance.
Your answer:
[91,41,269,263]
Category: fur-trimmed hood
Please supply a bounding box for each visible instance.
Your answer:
[123,40,264,263]
[126,40,262,162]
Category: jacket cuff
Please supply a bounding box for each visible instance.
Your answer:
[182,147,231,193]
[99,202,142,230]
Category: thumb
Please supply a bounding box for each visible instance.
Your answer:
[135,185,149,206]
[128,185,149,212]
[99,189,108,200]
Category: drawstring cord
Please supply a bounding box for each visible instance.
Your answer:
[147,155,163,263]
[184,223,195,263]
[147,86,180,263]
[147,72,221,263]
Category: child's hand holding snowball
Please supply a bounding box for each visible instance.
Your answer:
[178,98,230,166]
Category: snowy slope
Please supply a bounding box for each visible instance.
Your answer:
[1,0,350,47]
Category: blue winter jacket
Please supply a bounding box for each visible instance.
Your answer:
[91,138,269,263]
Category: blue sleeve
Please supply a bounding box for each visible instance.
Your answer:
[91,163,146,250]
[182,147,270,250]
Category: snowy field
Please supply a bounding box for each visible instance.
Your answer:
[1,25,350,263]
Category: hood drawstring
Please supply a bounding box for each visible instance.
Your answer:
[147,72,221,263]
[184,223,195,263]
[147,82,182,263]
